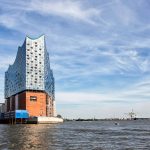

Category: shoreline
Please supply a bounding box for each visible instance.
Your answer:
[64,118,150,122]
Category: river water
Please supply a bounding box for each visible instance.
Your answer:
[0,120,150,150]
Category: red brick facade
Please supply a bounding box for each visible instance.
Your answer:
[26,91,47,117]
[5,91,54,117]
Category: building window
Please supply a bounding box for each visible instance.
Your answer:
[30,96,37,101]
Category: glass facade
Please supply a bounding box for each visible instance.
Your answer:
[5,35,55,100]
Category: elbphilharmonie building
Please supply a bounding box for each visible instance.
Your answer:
[4,35,56,117]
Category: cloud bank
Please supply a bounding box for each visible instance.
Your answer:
[0,0,150,118]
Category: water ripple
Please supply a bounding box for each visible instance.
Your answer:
[0,120,150,150]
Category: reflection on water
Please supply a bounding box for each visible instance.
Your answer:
[0,124,57,150]
[0,120,150,150]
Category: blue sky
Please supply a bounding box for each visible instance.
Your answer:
[0,0,150,119]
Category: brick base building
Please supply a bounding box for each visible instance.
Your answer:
[5,90,55,117]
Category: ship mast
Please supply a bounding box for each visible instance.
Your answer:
[127,109,136,120]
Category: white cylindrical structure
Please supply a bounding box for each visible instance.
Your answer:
[53,100,57,117]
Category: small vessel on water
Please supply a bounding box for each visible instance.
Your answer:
[114,122,119,125]
[126,109,137,120]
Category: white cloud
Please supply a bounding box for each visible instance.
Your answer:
[0,0,100,26]
[29,0,99,25]
[56,80,150,118]
[1,0,150,118]
[57,101,150,119]
[0,15,15,28]
[56,83,150,105]
[0,55,15,70]
[113,0,137,26]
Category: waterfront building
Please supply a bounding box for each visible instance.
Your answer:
[4,35,56,117]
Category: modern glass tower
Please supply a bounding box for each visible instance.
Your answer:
[4,35,56,117]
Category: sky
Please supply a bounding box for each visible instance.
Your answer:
[0,0,150,119]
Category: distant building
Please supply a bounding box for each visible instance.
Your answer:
[0,103,5,113]
[4,35,56,117]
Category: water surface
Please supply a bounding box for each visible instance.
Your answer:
[0,120,150,150]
